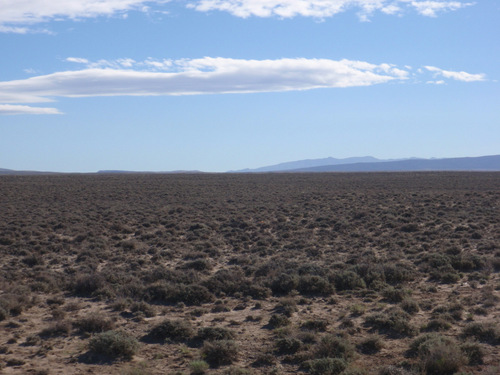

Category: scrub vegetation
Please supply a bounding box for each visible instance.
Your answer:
[0,172,499,374]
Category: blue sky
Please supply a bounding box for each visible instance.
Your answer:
[0,0,498,172]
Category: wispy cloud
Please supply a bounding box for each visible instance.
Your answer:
[0,0,474,33]
[411,1,475,17]
[0,104,62,115]
[0,57,485,115]
[425,66,486,82]
[188,0,474,20]
[0,57,409,105]
[0,0,171,33]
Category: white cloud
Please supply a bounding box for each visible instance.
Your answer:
[188,0,474,19]
[0,57,485,115]
[0,0,475,32]
[0,104,62,115]
[0,0,171,33]
[425,66,486,82]
[410,1,475,17]
[66,57,90,64]
[0,57,407,105]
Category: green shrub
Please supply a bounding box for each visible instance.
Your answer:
[145,282,214,306]
[364,307,417,337]
[301,319,329,332]
[462,322,500,344]
[332,271,365,291]
[271,273,299,295]
[148,319,194,342]
[421,342,464,374]
[0,307,7,321]
[422,319,451,332]
[39,320,72,337]
[196,327,234,342]
[88,330,139,360]
[378,366,414,375]
[409,333,464,374]
[303,358,347,375]
[268,314,290,328]
[357,335,384,354]
[72,273,106,297]
[314,335,354,361]
[130,301,156,317]
[275,337,302,354]
[297,275,333,296]
[400,298,420,314]
[461,341,484,365]
[382,287,408,303]
[189,360,210,374]
[75,313,114,334]
[252,353,276,367]
[201,340,238,367]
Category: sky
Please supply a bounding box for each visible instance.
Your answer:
[0,0,498,172]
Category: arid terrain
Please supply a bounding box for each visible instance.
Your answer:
[0,173,499,375]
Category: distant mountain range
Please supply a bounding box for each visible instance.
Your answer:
[1,155,500,175]
[238,155,500,173]
[0,168,57,175]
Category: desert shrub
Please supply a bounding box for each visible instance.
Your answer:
[88,330,139,360]
[357,335,384,354]
[72,273,106,297]
[364,307,417,337]
[196,327,234,342]
[252,352,276,367]
[39,320,72,337]
[421,342,464,374]
[201,340,238,367]
[130,301,156,317]
[143,267,197,284]
[22,253,44,267]
[432,303,463,321]
[301,319,329,332]
[244,284,271,299]
[400,223,418,233]
[382,287,409,303]
[378,366,415,375]
[302,358,347,375]
[222,367,253,375]
[400,298,420,314]
[0,293,31,316]
[75,313,114,333]
[409,333,464,374]
[297,275,333,296]
[0,307,7,321]
[332,271,365,291]
[314,335,354,361]
[268,314,290,328]
[144,282,214,306]
[451,254,485,272]
[425,253,451,269]
[342,368,368,375]
[148,319,194,342]
[422,318,451,332]
[183,259,212,272]
[462,322,500,344]
[274,298,298,317]
[275,337,302,354]
[121,363,152,375]
[203,268,247,296]
[271,273,299,294]
[190,360,210,374]
[461,341,484,365]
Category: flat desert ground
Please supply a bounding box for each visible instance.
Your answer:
[0,173,499,375]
